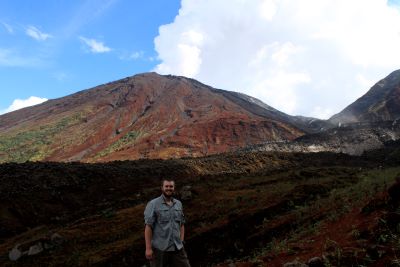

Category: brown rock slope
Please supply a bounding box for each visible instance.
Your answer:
[0,73,304,163]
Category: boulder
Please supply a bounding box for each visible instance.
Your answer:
[28,242,43,256]
[51,232,65,246]
[9,245,22,261]
[8,232,65,261]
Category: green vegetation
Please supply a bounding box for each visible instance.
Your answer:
[0,113,84,163]
[94,130,141,159]
[241,166,400,264]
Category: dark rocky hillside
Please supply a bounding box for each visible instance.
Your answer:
[0,141,399,266]
[242,120,400,156]
[330,69,400,125]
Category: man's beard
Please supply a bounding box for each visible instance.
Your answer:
[162,190,174,198]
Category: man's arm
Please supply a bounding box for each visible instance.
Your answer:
[180,203,186,243]
[144,225,153,260]
[180,224,185,242]
[144,201,156,260]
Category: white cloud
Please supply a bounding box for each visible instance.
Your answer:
[310,106,335,120]
[155,29,204,77]
[355,74,375,90]
[26,25,52,41]
[119,50,145,60]
[79,36,111,53]
[130,51,144,59]
[1,22,13,34]
[250,70,311,114]
[0,96,48,115]
[154,0,400,118]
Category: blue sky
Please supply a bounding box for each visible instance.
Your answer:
[0,0,180,113]
[1,0,400,119]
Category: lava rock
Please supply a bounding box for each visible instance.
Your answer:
[51,232,65,246]
[28,242,43,256]
[9,245,22,261]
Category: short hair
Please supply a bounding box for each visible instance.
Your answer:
[161,179,175,186]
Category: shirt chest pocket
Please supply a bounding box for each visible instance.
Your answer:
[174,207,183,222]
[157,208,171,223]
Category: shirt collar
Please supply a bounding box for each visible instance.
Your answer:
[161,194,176,205]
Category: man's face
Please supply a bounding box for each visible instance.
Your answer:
[161,180,175,197]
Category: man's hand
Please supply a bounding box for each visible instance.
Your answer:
[144,225,153,260]
[145,248,153,260]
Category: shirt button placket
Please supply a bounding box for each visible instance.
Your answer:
[169,206,174,249]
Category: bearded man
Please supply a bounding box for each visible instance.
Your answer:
[144,179,191,267]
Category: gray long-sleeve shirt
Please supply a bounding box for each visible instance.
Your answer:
[144,195,185,251]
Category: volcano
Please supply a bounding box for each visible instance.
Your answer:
[0,72,305,162]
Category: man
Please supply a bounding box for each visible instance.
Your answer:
[144,179,191,267]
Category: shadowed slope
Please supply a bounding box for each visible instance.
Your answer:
[330,69,400,125]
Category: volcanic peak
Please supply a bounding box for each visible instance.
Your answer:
[0,72,304,162]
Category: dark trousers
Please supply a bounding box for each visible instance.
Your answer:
[150,247,191,267]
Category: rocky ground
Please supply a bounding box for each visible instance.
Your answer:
[0,141,400,266]
[245,121,400,156]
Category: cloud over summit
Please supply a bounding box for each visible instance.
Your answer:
[154,0,400,119]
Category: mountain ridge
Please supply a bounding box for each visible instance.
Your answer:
[1,69,400,162]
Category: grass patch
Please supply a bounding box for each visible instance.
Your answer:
[94,130,141,159]
[0,113,84,163]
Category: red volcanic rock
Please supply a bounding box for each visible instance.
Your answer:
[0,73,304,162]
